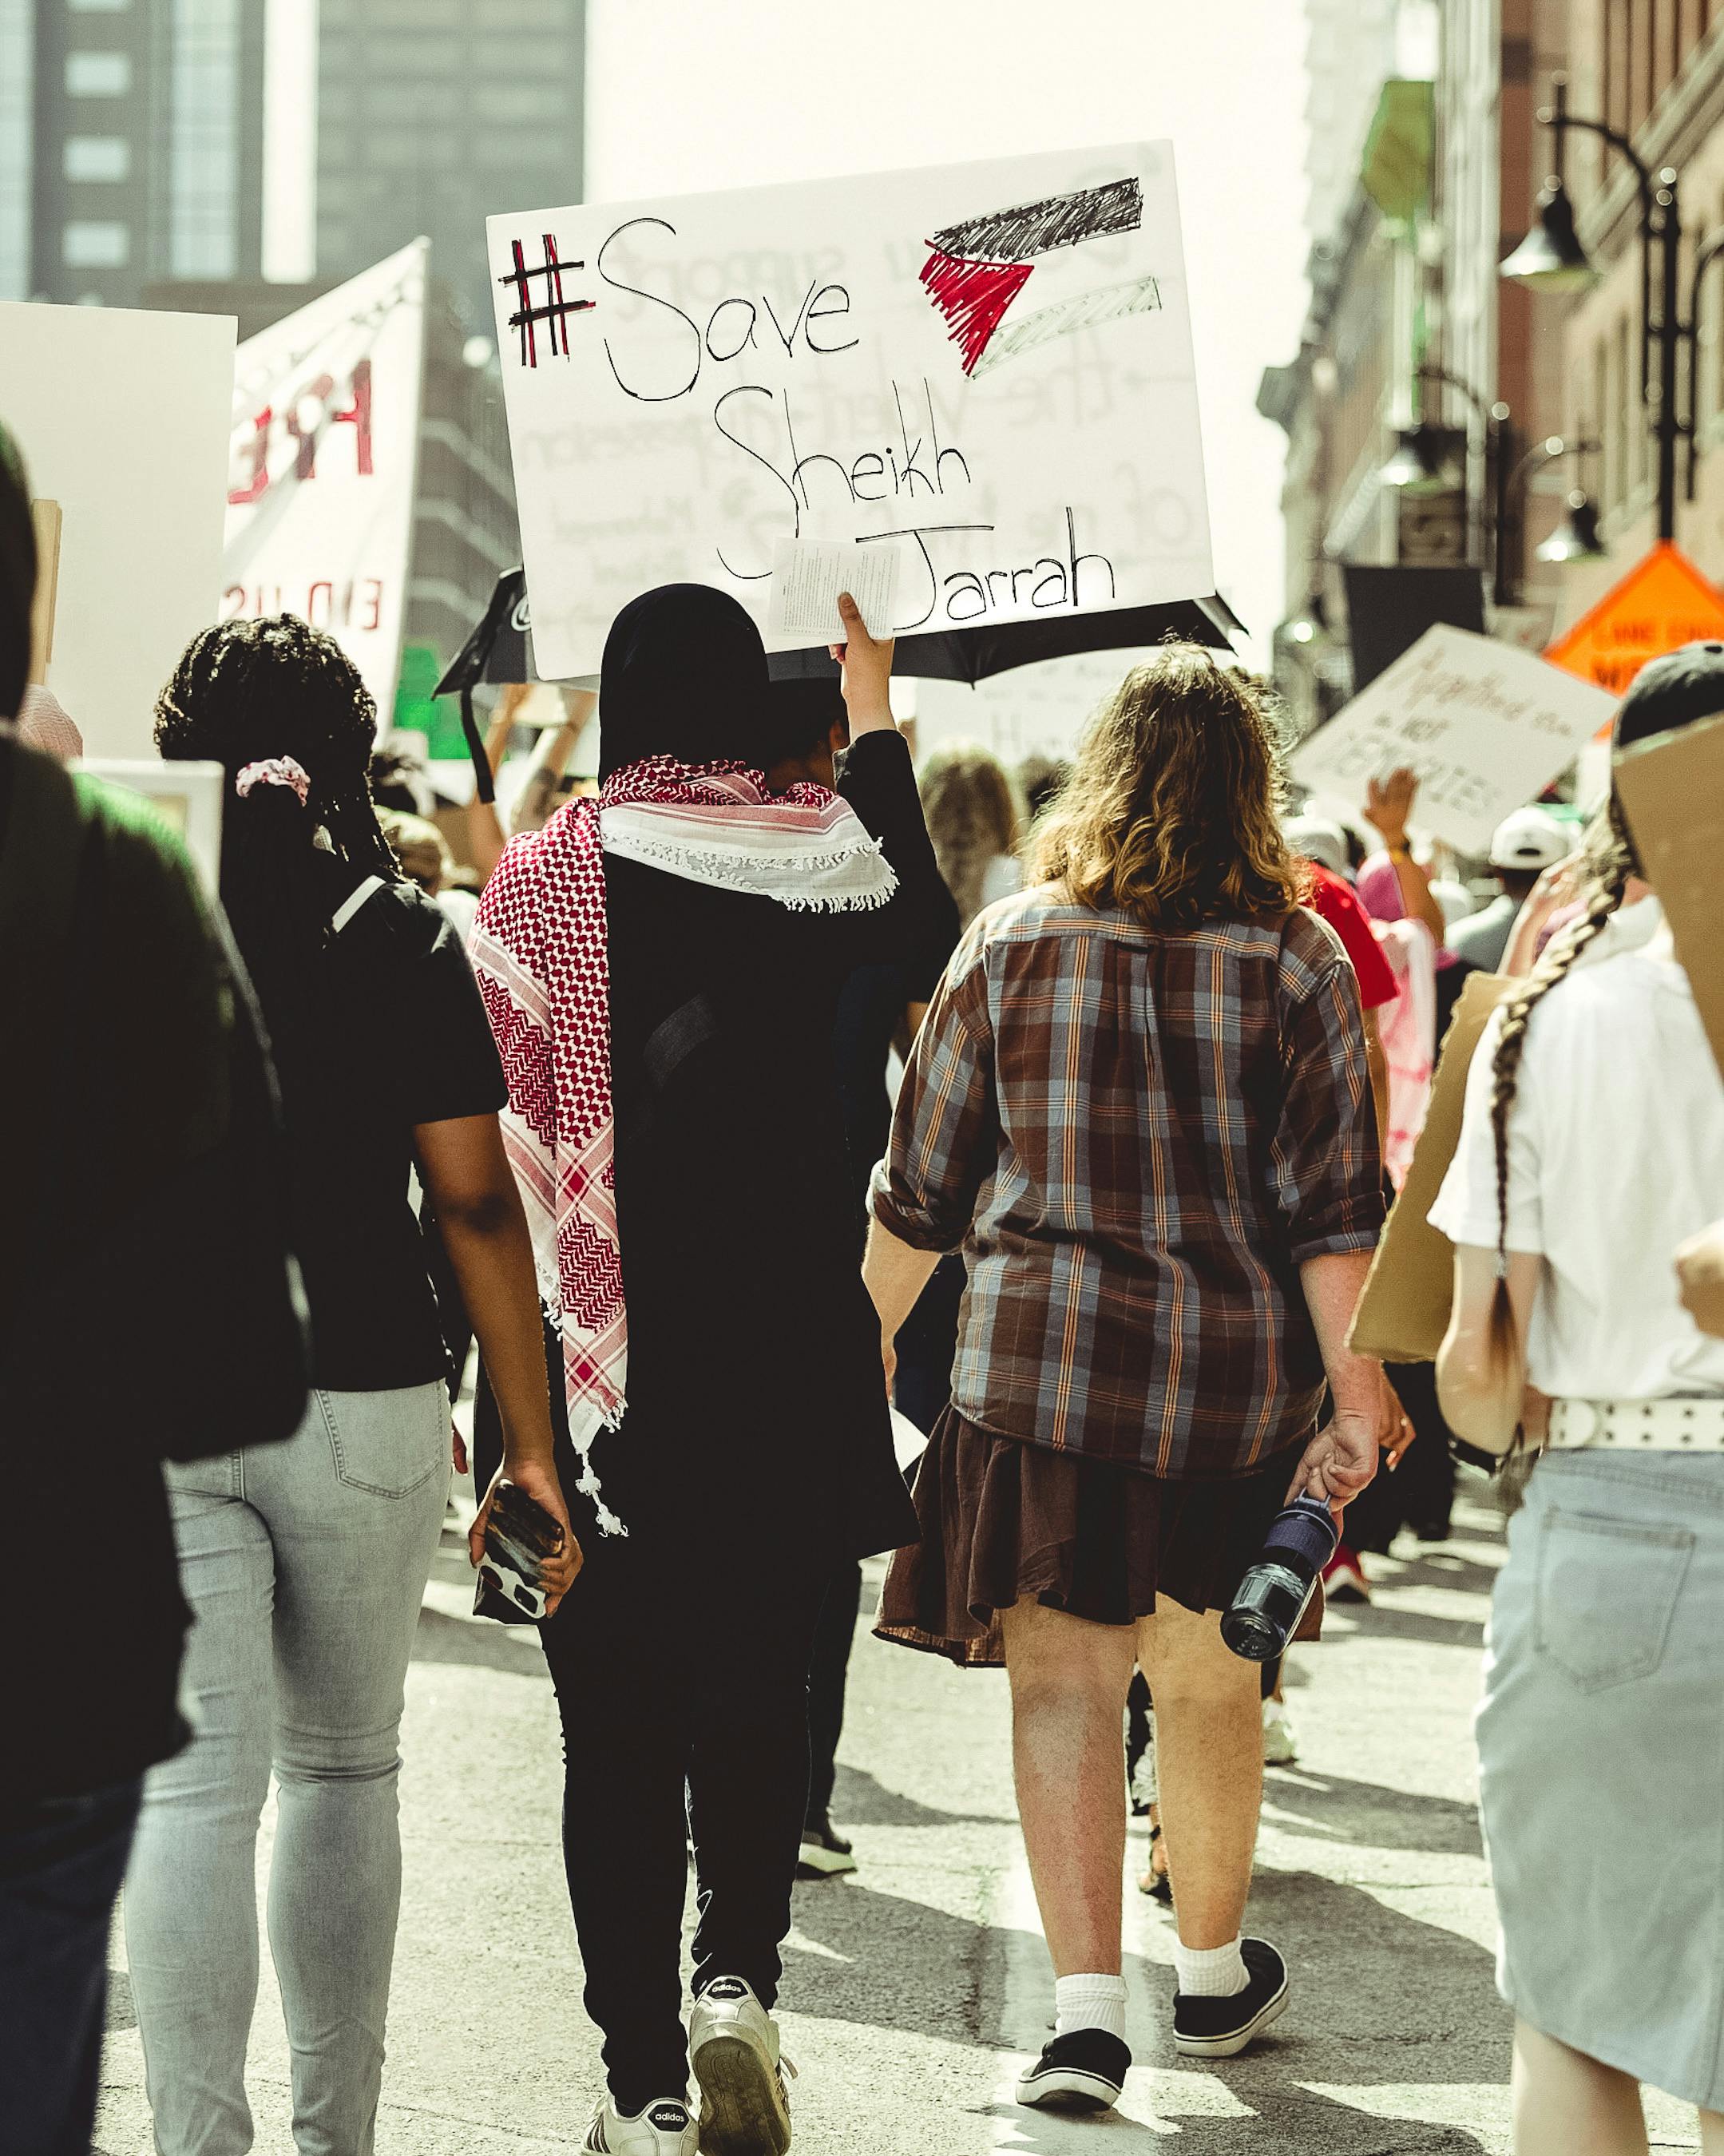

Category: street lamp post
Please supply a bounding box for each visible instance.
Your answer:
[1503,75,1683,541]
[1385,365,1598,605]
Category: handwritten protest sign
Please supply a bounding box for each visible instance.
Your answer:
[487,145,1212,680]
[1290,624,1616,856]
[224,240,428,711]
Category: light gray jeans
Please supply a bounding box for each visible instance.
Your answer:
[124,1381,450,2156]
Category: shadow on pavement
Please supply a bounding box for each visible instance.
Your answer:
[1262,1766,1484,1858]
[411,1599,552,1676]
[831,1763,1016,1832]
[1339,1601,1488,1653]
[788,1865,1505,2150]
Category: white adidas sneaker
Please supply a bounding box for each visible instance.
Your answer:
[582,2093,697,2154]
[688,1977,795,2156]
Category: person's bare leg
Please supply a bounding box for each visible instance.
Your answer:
[1000,1598,1137,1976]
[1135,1599,1262,1950]
[1511,2020,1647,2156]
[1699,2109,1724,2156]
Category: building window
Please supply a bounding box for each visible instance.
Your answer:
[64,135,130,181]
[170,0,240,278]
[66,50,131,93]
[63,218,129,266]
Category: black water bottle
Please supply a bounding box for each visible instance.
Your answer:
[1221,1493,1338,1662]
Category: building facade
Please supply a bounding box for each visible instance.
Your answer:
[19,0,272,308]
[20,0,269,306]
[10,0,585,328]
[1535,2,1724,624]
[1259,0,1441,731]
[9,0,585,685]
[315,0,584,335]
[1262,0,1591,727]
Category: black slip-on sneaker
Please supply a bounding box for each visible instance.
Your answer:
[795,1817,857,1880]
[1014,2027,1131,2111]
[1172,1938,1289,2059]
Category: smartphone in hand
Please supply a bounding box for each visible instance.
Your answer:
[473,1480,566,1625]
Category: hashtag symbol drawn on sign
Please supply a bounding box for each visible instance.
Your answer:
[499,234,593,368]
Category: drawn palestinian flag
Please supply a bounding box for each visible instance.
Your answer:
[920,176,1162,379]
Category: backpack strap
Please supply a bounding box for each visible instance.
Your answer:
[331,873,387,936]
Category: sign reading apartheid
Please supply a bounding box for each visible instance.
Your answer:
[224,239,429,712]
[487,145,1212,680]
[1290,624,1616,857]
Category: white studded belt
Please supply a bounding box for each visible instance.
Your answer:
[1548,1397,1724,1452]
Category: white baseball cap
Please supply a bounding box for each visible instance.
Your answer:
[1284,813,1350,877]
[1488,807,1570,872]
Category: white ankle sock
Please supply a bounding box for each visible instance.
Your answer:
[1172,1936,1248,1998]
[1053,1972,1128,2041]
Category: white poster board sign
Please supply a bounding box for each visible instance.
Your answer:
[1290,624,1618,855]
[489,143,1212,681]
[917,648,1156,767]
[224,239,429,714]
[0,302,234,757]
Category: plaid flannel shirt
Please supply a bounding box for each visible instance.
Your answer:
[870,890,1384,1478]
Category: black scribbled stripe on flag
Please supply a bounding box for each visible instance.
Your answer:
[929,177,1143,265]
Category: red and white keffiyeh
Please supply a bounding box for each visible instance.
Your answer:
[470,754,895,1532]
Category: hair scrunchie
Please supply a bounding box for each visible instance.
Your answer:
[235,755,311,807]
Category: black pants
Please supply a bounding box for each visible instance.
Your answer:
[0,1778,142,2156]
[805,1561,862,1825]
[537,1529,828,2114]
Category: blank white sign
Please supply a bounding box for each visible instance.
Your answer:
[0,301,234,757]
[489,142,1213,680]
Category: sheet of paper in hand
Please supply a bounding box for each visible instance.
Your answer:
[769,539,901,642]
[1290,624,1617,856]
[487,144,1212,680]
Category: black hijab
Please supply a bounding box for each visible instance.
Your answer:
[598,584,773,781]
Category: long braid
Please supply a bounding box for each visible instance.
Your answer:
[1484,811,1635,1371]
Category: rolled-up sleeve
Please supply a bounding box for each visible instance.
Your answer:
[1271,957,1385,1261]
[869,945,997,1253]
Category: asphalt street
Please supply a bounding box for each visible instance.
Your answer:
[93,1468,1703,2156]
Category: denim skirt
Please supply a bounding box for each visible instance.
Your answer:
[1478,1449,1724,2107]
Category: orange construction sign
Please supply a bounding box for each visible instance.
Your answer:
[1545,541,1724,696]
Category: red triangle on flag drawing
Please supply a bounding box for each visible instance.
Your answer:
[919,249,1035,375]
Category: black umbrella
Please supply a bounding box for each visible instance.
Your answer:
[438,577,1243,796]
[765,593,1245,684]
[432,567,534,803]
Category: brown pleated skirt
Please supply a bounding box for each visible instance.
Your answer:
[875,1408,1314,1668]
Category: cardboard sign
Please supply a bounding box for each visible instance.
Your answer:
[28,500,60,686]
[1290,623,1616,856]
[1614,711,1724,1079]
[488,143,1212,680]
[1349,972,1516,1365]
[1545,541,1724,697]
[224,240,429,713]
[0,301,234,756]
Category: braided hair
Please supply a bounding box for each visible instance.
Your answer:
[155,616,398,1048]
[1483,634,1724,1376]
[1484,808,1632,1370]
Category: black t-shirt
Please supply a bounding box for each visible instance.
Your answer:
[278,863,506,1390]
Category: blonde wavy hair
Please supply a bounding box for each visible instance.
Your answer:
[1029,646,1303,929]
[917,740,1025,926]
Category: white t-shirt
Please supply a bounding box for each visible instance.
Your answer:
[1429,898,1724,1401]
[980,853,1024,910]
